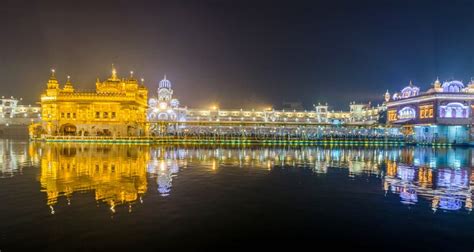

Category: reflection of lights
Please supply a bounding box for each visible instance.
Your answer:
[439,197,463,211]
[397,165,415,181]
[413,158,420,166]
[110,201,116,213]
[160,160,166,171]
[429,158,437,168]
[27,142,474,214]
[437,169,468,188]
[400,188,418,204]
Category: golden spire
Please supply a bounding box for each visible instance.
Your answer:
[50,68,56,80]
[46,68,59,90]
[111,64,117,80]
[63,75,74,92]
[434,76,441,88]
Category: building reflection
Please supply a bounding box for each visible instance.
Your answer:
[0,140,39,178]
[383,148,473,212]
[147,147,184,196]
[32,143,474,213]
[37,143,149,214]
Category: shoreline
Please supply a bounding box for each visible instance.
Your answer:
[27,136,452,146]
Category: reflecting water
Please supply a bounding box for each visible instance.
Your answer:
[1,140,474,250]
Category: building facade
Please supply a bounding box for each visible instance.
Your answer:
[386,79,474,144]
[33,68,148,138]
[144,76,388,138]
[0,96,41,125]
[147,76,187,135]
[146,76,385,126]
[31,69,387,139]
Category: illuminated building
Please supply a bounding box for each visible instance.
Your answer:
[0,96,40,125]
[38,143,149,213]
[33,67,148,138]
[147,76,187,135]
[386,78,474,144]
[184,102,383,125]
[146,76,387,138]
[30,69,388,141]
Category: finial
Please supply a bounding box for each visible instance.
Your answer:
[111,64,117,79]
[51,68,56,77]
[164,74,167,80]
[141,78,144,84]
[130,71,134,78]
[409,80,413,86]
[67,75,70,81]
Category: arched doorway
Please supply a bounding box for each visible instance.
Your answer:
[60,124,77,136]
[127,125,136,136]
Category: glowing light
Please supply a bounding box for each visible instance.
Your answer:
[398,107,416,119]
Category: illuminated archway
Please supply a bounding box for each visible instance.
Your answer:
[398,107,416,119]
[442,80,464,93]
[439,102,468,118]
[59,124,76,136]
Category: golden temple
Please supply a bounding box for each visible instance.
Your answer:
[32,66,148,138]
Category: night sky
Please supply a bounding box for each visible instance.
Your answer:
[2,0,474,110]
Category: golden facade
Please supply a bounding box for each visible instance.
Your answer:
[36,67,148,137]
[419,104,434,119]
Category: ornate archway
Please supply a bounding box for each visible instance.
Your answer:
[59,124,77,136]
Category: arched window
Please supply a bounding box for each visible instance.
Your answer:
[439,102,469,118]
[442,80,464,93]
[398,107,416,119]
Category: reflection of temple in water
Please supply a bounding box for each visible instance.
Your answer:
[32,143,474,213]
[384,148,473,212]
[148,146,391,176]
[147,147,184,196]
[38,143,149,213]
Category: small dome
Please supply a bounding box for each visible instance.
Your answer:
[159,75,171,89]
[442,80,464,92]
[400,81,420,98]
[433,77,442,87]
[170,98,180,108]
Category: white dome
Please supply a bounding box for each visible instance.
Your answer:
[400,81,420,98]
[159,76,171,89]
[442,80,464,93]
